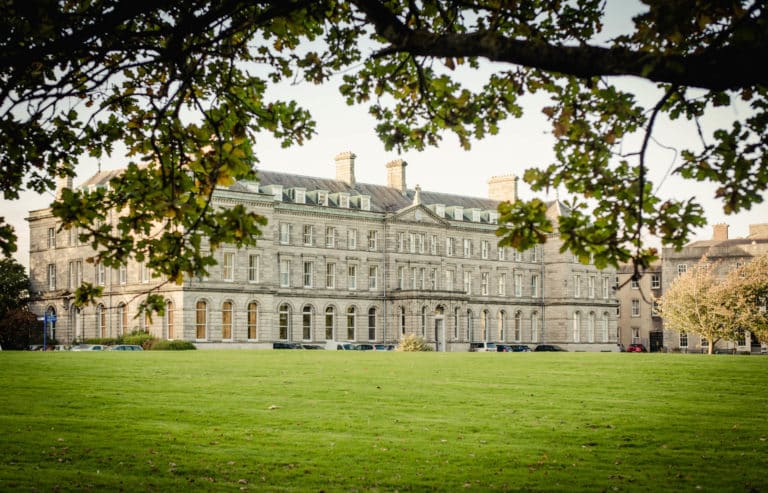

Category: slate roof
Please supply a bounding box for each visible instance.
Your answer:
[255,169,501,213]
[73,165,572,219]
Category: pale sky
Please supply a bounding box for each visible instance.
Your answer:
[3,3,766,269]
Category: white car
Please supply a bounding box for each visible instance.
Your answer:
[469,342,498,352]
[70,344,108,351]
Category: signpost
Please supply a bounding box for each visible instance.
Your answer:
[38,313,57,351]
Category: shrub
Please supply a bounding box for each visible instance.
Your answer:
[149,339,196,350]
[396,334,433,352]
[122,330,156,349]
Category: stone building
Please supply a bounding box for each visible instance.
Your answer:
[615,263,664,351]
[27,152,618,351]
[661,223,768,353]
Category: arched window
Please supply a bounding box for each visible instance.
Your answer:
[587,311,596,343]
[279,304,291,340]
[399,306,406,336]
[222,301,233,340]
[498,310,506,341]
[247,302,258,340]
[195,300,207,339]
[481,310,489,341]
[45,306,57,341]
[324,306,335,340]
[96,304,107,338]
[530,312,539,343]
[302,305,313,340]
[514,311,522,341]
[72,307,82,342]
[346,306,356,340]
[247,301,259,340]
[368,307,376,340]
[165,300,174,339]
[467,310,474,341]
[420,306,427,336]
[601,312,609,342]
[573,311,581,342]
[453,307,460,340]
[116,303,127,337]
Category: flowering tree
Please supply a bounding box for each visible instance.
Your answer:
[658,258,737,354]
[719,254,768,345]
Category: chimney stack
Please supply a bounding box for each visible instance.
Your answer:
[712,223,729,241]
[488,175,518,203]
[748,223,768,239]
[335,151,356,186]
[56,174,74,200]
[386,159,407,194]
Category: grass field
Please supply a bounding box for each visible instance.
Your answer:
[0,351,766,492]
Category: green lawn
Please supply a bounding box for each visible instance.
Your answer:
[0,351,766,492]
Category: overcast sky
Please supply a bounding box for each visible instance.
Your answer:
[3,3,766,268]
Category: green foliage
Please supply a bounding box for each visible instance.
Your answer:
[2,0,766,280]
[0,308,41,350]
[395,333,433,351]
[149,339,196,350]
[121,330,156,349]
[0,258,29,316]
[0,352,767,491]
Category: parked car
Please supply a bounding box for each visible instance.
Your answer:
[70,344,107,351]
[272,342,302,349]
[109,345,144,351]
[301,344,324,350]
[469,342,497,352]
[626,344,648,352]
[508,344,532,352]
[534,344,566,352]
[325,341,355,350]
[373,344,395,351]
[495,344,510,352]
[353,343,375,351]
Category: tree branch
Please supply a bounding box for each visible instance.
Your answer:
[352,0,767,91]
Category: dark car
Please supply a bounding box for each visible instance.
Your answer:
[495,344,510,352]
[508,344,532,352]
[109,344,144,351]
[353,343,375,351]
[626,343,648,352]
[534,344,566,352]
[273,342,302,349]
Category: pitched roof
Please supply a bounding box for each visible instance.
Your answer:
[255,169,500,213]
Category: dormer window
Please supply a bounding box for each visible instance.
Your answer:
[293,189,306,204]
[360,196,371,211]
[471,209,481,222]
[434,204,445,218]
[453,206,463,221]
[488,211,499,224]
[318,191,328,206]
[267,185,283,201]
[339,193,350,208]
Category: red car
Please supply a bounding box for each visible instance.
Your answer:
[626,344,648,352]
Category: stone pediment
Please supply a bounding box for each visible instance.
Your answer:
[390,204,448,226]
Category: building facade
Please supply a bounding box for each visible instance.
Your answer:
[615,263,664,351]
[661,223,768,353]
[28,152,619,351]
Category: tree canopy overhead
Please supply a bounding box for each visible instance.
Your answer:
[2,0,766,286]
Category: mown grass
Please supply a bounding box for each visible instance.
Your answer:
[0,351,766,492]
